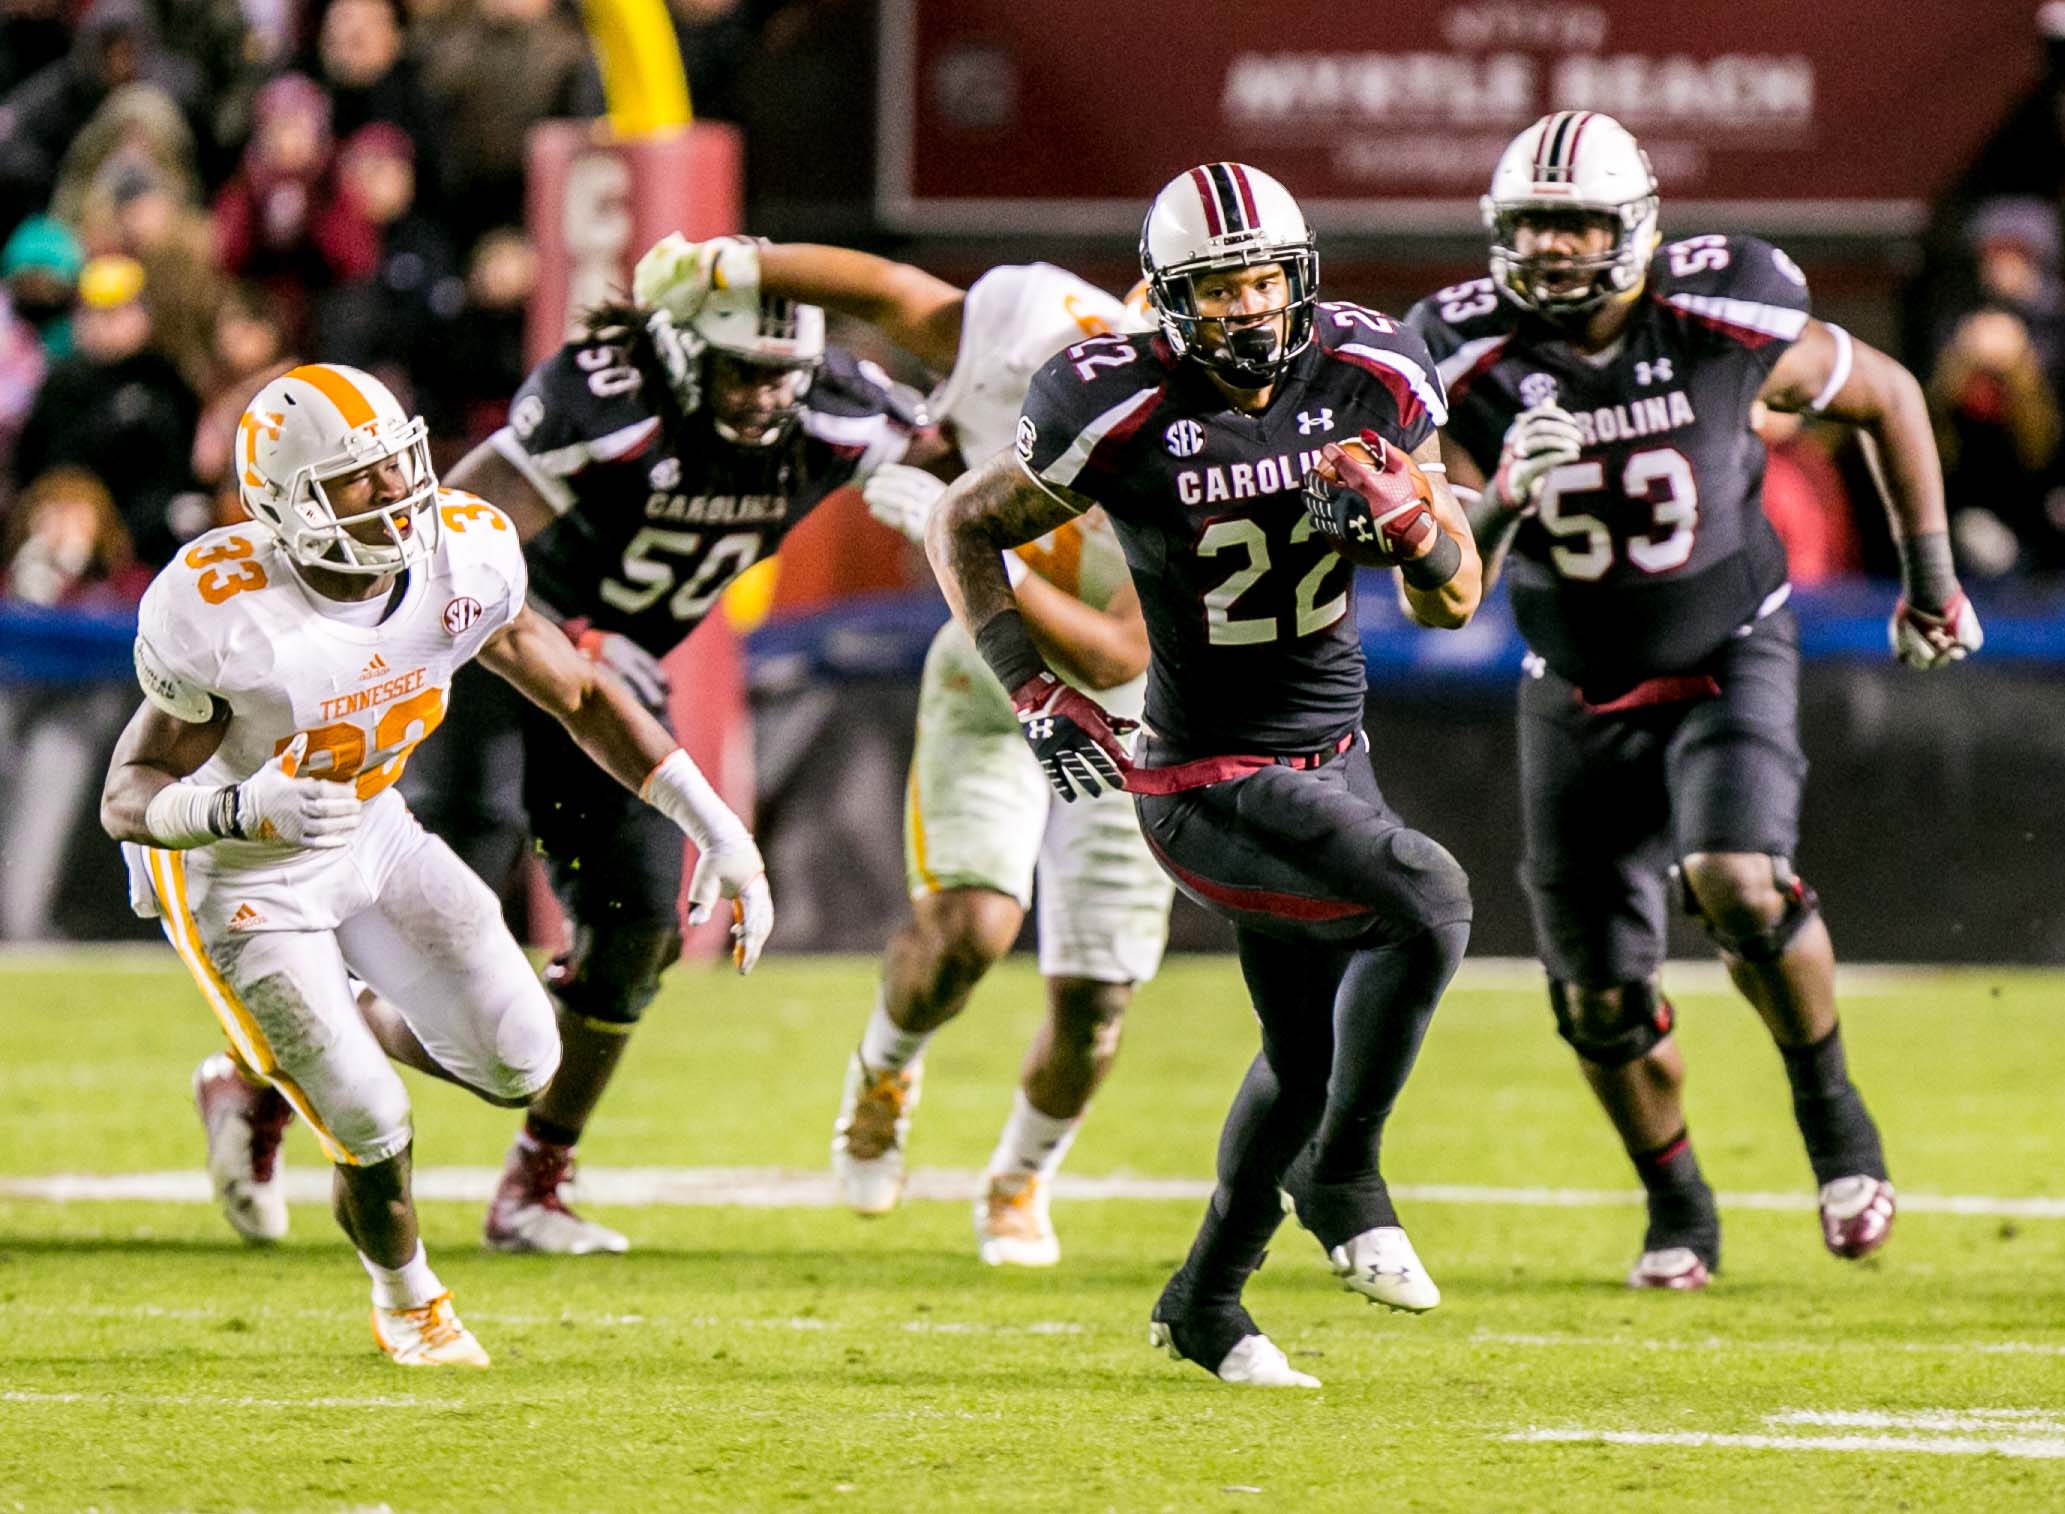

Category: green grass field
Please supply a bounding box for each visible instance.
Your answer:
[1,951,2062,1512]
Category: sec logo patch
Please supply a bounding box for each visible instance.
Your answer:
[442,596,483,635]
[1164,419,1205,457]
[1015,415,1037,460]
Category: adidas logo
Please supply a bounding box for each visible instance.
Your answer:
[227,902,264,931]
[359,653,390,681]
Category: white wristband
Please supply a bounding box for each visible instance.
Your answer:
[143,781,224,849]
[640,748,747,851]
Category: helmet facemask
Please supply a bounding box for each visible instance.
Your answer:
[1148,243,1318,390]
[689,295,825,446]
[287,417,439,575]
[1486,195,1659,323]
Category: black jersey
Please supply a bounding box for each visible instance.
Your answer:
[498,334,910,655]
[1017,303,1446,753]
[1407,234,1810,694]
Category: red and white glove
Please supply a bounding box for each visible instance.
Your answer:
[1890,592,1984,669]
[1309,429,1441,563]
[1490,401,1584,512]
[1009,671,1137,802]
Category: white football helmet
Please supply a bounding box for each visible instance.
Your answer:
[1140,162,1318,387]
[235,363,437,575]
[690,294,826,446]
[1483,111,1660,319]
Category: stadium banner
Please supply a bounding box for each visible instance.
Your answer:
[876,0,2037,237]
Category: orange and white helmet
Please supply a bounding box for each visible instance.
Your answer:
[235,362,438,575]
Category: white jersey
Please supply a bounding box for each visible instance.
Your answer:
[132,491,527,872]
[929,262,1137,615]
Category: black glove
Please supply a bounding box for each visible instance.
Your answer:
[1008,670,1137,802]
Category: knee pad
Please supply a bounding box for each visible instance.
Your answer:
[489,984,563,1099]
[1676,857,1819,964]
[325,1072,414,1167]
[1380,827,1474,931]
[1550,979,1675,1069]
[544,922,683,1028]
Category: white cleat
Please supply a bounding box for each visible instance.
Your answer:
[192,1053,292,1244]
[831,1051,921,1216]
[1149,1321,1320,1388]
[371,1291,490,1368]
[1329,1225,1441,1313]
[975,1171,1061,1267]
[1627,1246,1712,1291]
[483,1140,629,1255]
[1819,1174,1896,1260]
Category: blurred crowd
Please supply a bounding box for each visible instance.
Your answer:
[0,0,785,940]
[0,0,784,612]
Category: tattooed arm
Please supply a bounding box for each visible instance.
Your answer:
[924,447,1097,641]
[925,448,1132,802]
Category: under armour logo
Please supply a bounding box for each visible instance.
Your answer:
[1027,717,1056,740]
[1351,516,1374,542]
[1297,408,1335,435]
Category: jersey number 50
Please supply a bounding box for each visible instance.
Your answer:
[600,528,763,622]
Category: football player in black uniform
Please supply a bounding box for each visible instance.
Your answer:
[397,273,919,1253]
[1406,111,1981,1291]
[929,162,1481,1389]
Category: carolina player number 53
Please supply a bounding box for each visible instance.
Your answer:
[1536,446,1699,582]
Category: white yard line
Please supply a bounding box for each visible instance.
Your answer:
[1,1389,460,1411]
[1472,1330,2065,1359]
[4,1166,2061,1218]
[0,946,1969,995]
[1505,1427,2065,1459]
[1770,1408,2065,1433]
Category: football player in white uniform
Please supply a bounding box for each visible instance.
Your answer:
[100,363,772,1366]
[636,237,1175,1265]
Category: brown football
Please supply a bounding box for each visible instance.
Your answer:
[1316,436,1436,567]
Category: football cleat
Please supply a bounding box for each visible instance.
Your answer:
[1328,1225,1441,1312]
[1819,1175,1896,1260]
[1627,1246,1713,1291]
[1148,1314,1319,1389]
[831,1051,921,1216]
[975,1171,1060,1267]
[192,1053,293,1244]
[483,1138,628,1255]
[371,1291,490,1368]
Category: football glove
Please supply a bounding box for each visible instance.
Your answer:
[577,627,670,706]
[236,733,362,848]
[1009,670,1136,802]
[631,233,763,325]
[687,838,774,974]
[1490,401,1584,511]
[1304,430,1441,564]
[862,463,947,546]
[1890,592,1984,670]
